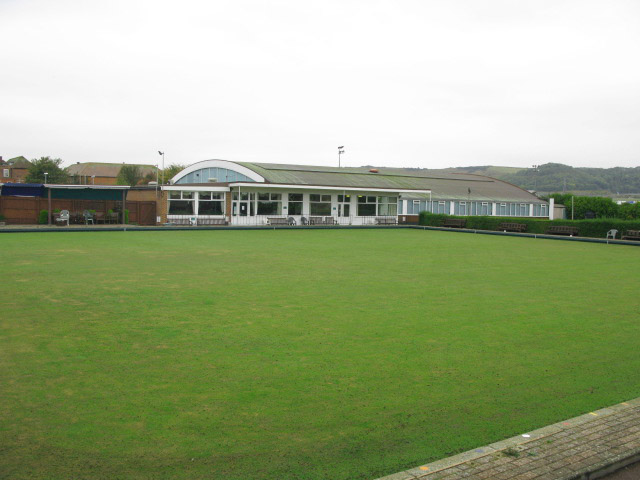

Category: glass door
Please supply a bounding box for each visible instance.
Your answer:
[232,192,255,216]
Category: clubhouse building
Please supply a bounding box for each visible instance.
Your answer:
[160,159,551,226]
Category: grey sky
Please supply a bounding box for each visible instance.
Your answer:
[1,0,639,169]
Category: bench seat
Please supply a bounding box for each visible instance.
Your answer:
[198,218,228,226]
[545,225,579,236]
[375,217,397,225]
[498,222,527,233]
[442,218,467,228]
[622,230,640,241]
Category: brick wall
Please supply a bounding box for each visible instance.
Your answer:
[159,190,169,224]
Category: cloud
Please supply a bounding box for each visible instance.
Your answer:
[1,0,639,168]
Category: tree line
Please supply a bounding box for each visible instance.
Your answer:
[23,157,185,186]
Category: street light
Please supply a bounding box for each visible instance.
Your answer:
[158,151,165,184]
[338,146,344,168]
[532,164,539,190]
[43,172,48,184]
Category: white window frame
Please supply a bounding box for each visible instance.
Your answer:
[197,192,225,216]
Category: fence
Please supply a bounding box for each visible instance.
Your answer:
[164,215,400,227]
[0,196,157,225]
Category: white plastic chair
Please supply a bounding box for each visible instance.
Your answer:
[606,229,618,239]
[83,210,94,225]
[56,210,70,226]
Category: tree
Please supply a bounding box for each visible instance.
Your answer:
[25,157,69,184]
[160,164,185,184]
[548,193,619,219]
[117,165,143,186]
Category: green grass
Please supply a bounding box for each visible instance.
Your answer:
[1,229,639,479]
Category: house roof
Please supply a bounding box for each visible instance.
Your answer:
[235,162,542,203]
[66,162,156,178]
[5,156,31,168]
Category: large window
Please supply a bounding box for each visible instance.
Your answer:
[377,196,397,215]
[310,194,331,215]
[2,169,9,178]
[168,191,195,215]
[357,195,377,216]
[432,201,447,214]
[454,201,468,215]
[534,204,548,217]
[257,192,282,215]
[338,194,351,216]
[198,192,224,215]
[176,166,255,184]
[288,193,303,215]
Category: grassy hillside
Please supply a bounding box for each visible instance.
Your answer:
[441,163,640,195]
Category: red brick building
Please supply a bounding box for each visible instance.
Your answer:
[0,156,31,183]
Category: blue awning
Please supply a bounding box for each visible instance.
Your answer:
[0,183,45,197]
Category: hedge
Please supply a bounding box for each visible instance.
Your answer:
[418,212,640,239]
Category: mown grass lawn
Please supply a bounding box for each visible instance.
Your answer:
[1,229,639,480]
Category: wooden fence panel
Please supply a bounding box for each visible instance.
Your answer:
[0,196,157,225]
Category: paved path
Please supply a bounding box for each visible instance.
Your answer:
[602,460,640,479]
[377,397,640,480]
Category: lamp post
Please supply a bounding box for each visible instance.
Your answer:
[338,146,344,167]
[532,164,539,190]
[43,172,48,184]
[158,151,165,184]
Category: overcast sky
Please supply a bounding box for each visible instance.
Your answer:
[1,0,639,170]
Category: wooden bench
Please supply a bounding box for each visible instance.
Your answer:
[545,225,579,236]
[442,218,467,228]
[267,217,289,225]
[198,218,228,226]
[498,222,527,233]
[375,217,397,225]
[622,230,640,241]
[309,216,336,225]
[171,218,191,225]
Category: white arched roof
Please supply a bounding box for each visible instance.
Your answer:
[170,159,265,184]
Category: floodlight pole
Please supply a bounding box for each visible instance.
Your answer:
[158,151,165,184]
[338,146,344,168]
[571,196,574,220]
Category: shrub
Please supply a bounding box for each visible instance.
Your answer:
[418,212,640,239]
[38,210,49,224]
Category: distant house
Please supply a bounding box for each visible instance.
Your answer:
[0,156,31,183]
[66,162,157,185]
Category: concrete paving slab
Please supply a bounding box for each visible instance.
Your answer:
[374,398,640,480]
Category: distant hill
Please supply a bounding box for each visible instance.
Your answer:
[395,163,640,196]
